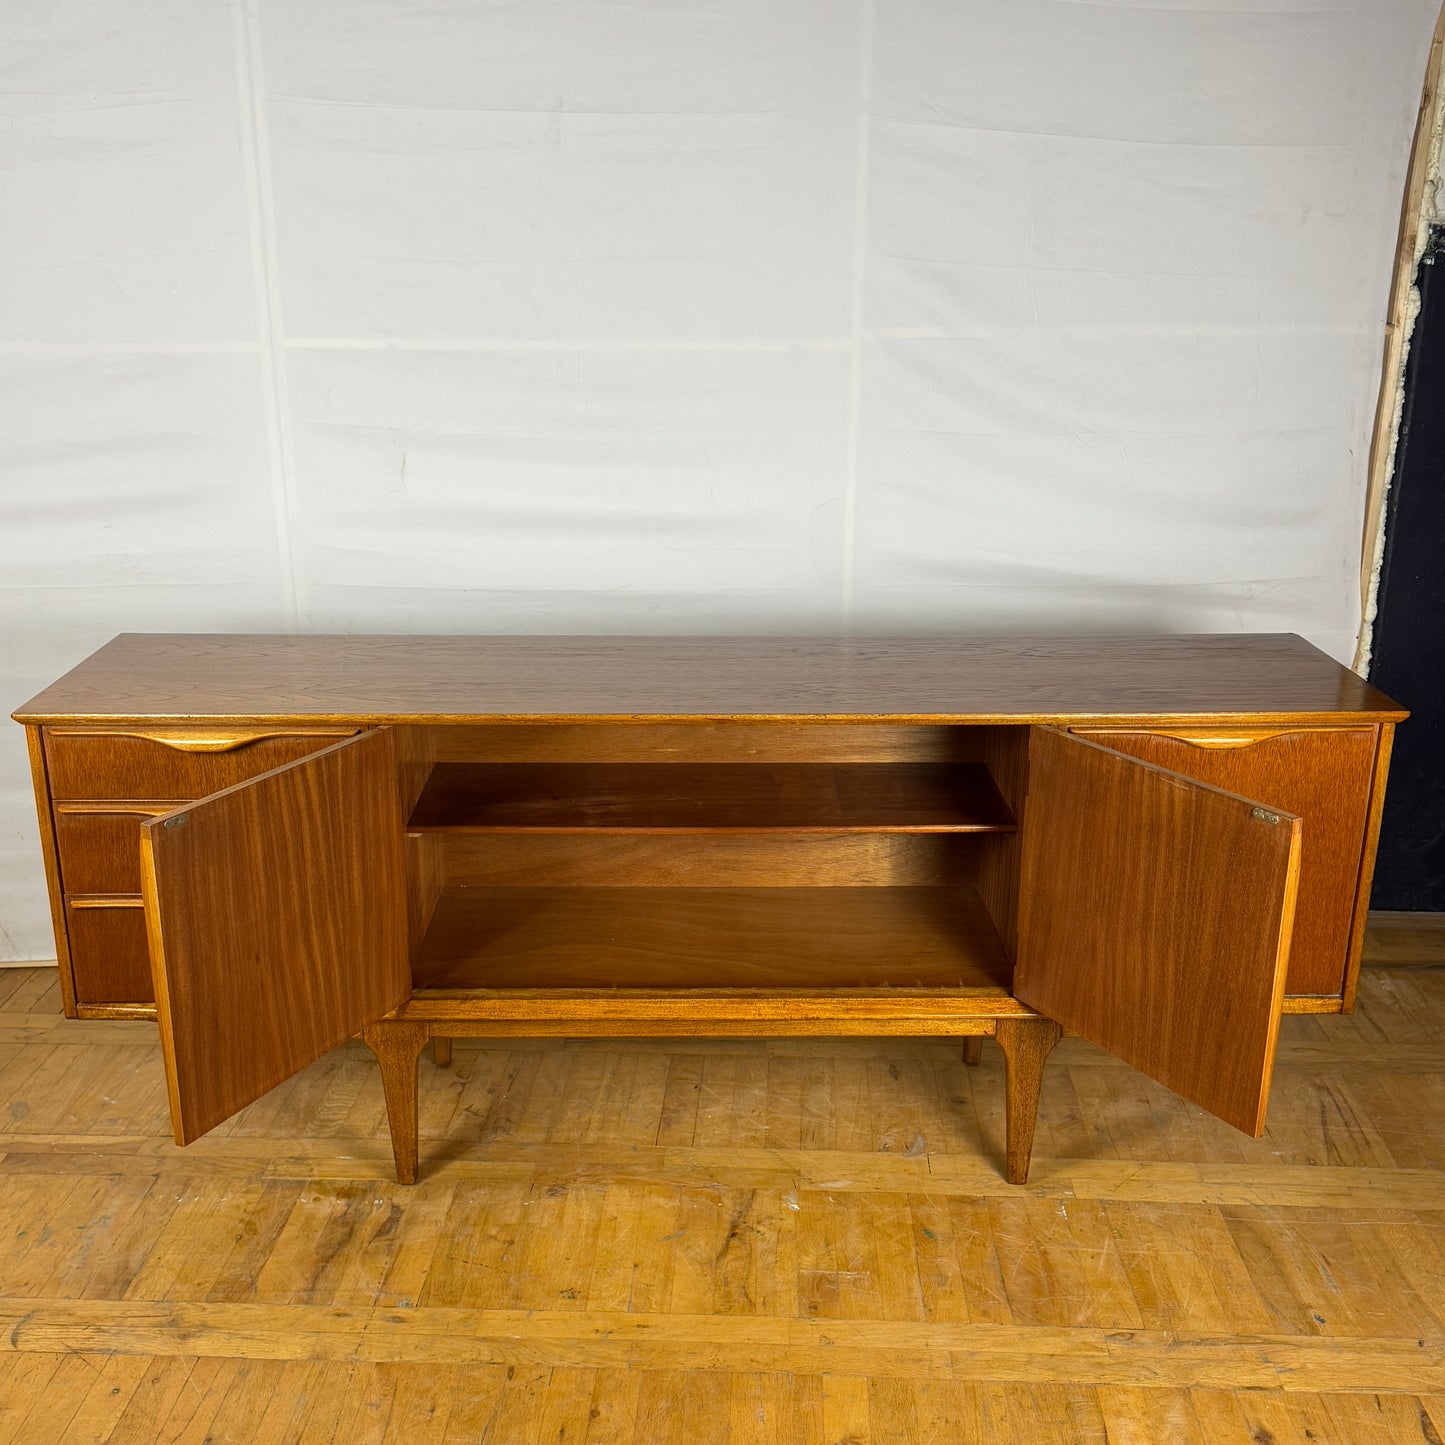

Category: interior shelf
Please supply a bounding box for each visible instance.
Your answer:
[408,762,1017,835]
[410,884,1015,993]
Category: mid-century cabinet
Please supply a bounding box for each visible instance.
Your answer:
[13,633,1404,1185]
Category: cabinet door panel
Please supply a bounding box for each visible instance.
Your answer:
[141,729,409,1144]
[1072,727,1375,997]
[1015,727,1302,1136]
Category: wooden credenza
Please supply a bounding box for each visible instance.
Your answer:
[13,633,1405,1185]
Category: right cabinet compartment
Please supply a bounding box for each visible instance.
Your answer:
[1071,726,1379,998]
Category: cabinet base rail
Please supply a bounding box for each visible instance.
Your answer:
[361,1015,1063,1187]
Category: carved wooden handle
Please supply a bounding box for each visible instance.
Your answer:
[1075,727,1309,750]
[52,727,353,753]
[1135,729,1299,749]
[54,801,177,816]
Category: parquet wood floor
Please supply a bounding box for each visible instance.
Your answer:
[0,920,1441,1441]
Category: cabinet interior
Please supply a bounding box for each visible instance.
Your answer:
[396,722,1029,997]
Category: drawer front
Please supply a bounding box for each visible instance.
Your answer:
[53,804,172,895]
[44,727,356,801]
[65,901,153,1005]
[1073,726,1377,997]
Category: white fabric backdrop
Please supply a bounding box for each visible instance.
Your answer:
[0,0,1437,959]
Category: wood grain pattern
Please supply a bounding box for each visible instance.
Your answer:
[1361,908,1445,964]
[411,885,1016,994]
[395,726,444,959]
[429,721,980,763]
[439,832,970,889]
[23,724,75,1018]
[367,1004,1028,1184]
[976,725,1030,958]
[52,804,173,895]
[141,730,410,1145]
[0,958,1441,1437]
[73,1001,159,1021]
[1015,728,1302,1136]
[362,1021,429,1186]
[13,633,1405,726]
[1280,996,1350,1015]
[43,726,354,800]
[63,901,153,1004]
[1342,723,1397,1013]
[406,1009,1020,1032]
[409,761,1017,834]
[55,726,336,751]
[996,1017,1063,1185]
[11,634,1403,1191]
[1073,727,1377,997]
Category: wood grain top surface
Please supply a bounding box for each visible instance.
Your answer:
[12,631,1404,725]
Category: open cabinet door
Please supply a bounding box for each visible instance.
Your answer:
[140,729,409,1144]
[1014,727,1302,1136]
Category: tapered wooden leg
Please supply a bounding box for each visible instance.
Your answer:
[432,1036,453,1068]
[993,1017,1062,1185]
[961,1037,984,1067]
[363,1021,430,1185]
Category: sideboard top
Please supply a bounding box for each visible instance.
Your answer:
[13,632,1405,727]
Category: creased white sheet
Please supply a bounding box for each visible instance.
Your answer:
[0,0,1437,957]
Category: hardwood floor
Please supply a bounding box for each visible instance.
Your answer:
[0,927,1441,1442]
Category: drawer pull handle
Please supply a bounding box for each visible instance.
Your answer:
[54,802,176,817]
[1081,728,1307,750]
[1169,733,1285,749]
[143,733,277,753]
[51,728,350,754]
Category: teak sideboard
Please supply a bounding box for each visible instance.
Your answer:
[13,633,1405,1185]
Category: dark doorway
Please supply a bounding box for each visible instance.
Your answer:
[1369,224,1445,910]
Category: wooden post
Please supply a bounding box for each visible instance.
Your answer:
[432,1036,453,1068]
[994,1017,1062,1185]
[363,1021,430,1185]
[961,1037,984,1067]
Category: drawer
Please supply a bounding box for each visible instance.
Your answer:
[54,804,172,895]
[1072,726,1377,997]
[44,727,357,801]
[65,900,153,1005]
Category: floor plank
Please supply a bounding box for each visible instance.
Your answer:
[0,944,1441,1439]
